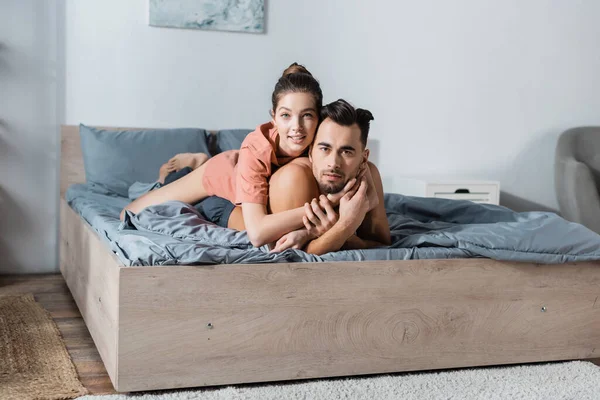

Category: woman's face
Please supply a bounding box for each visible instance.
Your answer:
[272,92,318,157]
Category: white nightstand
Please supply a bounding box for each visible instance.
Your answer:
[387,178,500,205]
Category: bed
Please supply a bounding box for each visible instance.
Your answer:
[59,125,600,392]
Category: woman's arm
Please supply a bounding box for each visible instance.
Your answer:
[241,156,340,247]
[242,203,307,247]
[243,162,358,247]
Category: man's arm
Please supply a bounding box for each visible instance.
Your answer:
[267,159,358,253]
[304,219,357,255]
[340,234,385,250]
[302,163,391,255]
[304,180,370,255]
[354,162,391,246]
[312,162,391,253]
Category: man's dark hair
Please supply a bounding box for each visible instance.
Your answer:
[320,99,374,146]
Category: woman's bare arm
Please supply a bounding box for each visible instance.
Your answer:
[241,203,307,247]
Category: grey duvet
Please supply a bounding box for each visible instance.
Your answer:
[66,183,600,266]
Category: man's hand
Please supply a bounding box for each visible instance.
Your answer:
[327,163,379,211]
[338,178,370,233]
[269,229,312,253]
[302,179,370,256]
[325,178,357,206]
[302,162,391,255]
[303,195,339,238]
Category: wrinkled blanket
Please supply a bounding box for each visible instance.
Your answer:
[110,190,600,265]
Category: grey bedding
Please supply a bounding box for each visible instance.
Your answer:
[66,183,600,266]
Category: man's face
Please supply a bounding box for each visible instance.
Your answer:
[309,118,369,194]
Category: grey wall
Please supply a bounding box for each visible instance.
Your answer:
[0,0,65,274]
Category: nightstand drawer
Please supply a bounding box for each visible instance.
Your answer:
[388,178,500,205]
[431,192,496,203]
[426,183,499,204]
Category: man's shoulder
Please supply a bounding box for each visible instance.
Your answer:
[366,161,380,174]
[367,161,384,193]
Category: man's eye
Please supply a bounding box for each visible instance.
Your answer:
[320,147,328,152]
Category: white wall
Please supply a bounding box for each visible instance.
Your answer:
[65,0,600,212]
[0,0,64,274]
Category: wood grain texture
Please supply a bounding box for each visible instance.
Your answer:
[60,198,121,388]
[60,125,84,197]
[116,259,600,391]
[3,274,599,396]
[59,124,600,393]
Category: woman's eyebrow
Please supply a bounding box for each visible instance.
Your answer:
[277,107,316,113]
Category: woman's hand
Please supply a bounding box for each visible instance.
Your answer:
[269,229,313,253]
[303,195,339,237]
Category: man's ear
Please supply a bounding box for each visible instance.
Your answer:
[308,145,313,162]
[362,148,370,164]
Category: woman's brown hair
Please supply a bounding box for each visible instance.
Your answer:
[271,62,323,115]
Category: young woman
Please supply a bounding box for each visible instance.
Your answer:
[121,63,348,247]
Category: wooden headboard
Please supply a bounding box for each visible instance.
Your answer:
[60,125,86,197]
[59,125,218,198]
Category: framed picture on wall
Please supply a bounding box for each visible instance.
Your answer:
[149,0,265,34]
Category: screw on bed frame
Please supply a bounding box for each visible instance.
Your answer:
[541,306,547,312]
[207,323,213,329]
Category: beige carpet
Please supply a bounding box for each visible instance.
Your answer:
[80,361,600,400]
[0,294,88,400]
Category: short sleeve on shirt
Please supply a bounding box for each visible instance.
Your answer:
[234,146,272,205]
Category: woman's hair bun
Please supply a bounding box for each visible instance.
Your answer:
[282,62,312,77]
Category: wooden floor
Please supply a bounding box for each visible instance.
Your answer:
[0,274,118,395]
[1,273,600,396]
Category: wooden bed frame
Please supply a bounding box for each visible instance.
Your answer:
[59,125,600,393]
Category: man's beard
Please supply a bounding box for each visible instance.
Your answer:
[317,172,348,195]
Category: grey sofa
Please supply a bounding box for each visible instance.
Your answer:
[555,127,600,234]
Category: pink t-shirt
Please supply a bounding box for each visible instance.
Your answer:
[202,122,294,205]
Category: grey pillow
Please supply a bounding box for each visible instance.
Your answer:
[79,124,210,197]
[214,129,253,153]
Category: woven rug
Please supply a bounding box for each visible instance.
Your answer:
[80,360,600,400]
[0,294,88,400]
